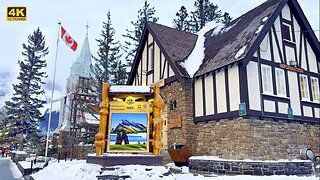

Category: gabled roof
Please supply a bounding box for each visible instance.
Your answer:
[147,22,198,77]
[128,22,197,84]
[194,0,320,76]
[128,0,320,82]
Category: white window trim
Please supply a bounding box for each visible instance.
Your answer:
[311,77,319,103]
[261,64,273,95]
[282,22,294,43]
[299,74,310,101]
[275,68,287,97]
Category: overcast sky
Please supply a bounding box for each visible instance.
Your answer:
[0,0,319,97]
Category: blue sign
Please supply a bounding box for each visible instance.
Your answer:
[288,108,293,119]
[239,103,246,116]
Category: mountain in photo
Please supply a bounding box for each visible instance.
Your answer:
[111,119,147,134]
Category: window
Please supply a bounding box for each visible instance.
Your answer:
[261,65,273,94]
[311,77,319,102]
[299,75,309,100]
[281,22,292,42]
[275,68,286,96]
[148,43,154,71]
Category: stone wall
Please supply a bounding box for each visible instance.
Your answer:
[160,80,194,150]
[188,118,320,160]
[189,159,314,176]
[161,80,320,160]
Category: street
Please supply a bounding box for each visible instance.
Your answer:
[0,157,23,180]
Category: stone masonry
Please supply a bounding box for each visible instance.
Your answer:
[161,80,320,160]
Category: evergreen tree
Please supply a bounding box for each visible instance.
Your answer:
[173,6,191,32]
[122,0,158,69]
[188,0,232,33]
[110,60,127,85]
[0,28,48,146]
[221,12,232,23]
[91,11,122,102]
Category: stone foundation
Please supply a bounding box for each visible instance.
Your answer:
[189,158,314,176]
[161,80,320,160]
[188,118,320,160]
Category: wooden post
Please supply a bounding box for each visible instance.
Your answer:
[152,83,165,156]
[94,83,110,156]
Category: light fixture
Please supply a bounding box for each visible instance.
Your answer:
[289,60,297,66]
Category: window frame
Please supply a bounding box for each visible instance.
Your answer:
[311,77,319,102]
[147,43,154,71]
[261,64,273,95]
[275,68,286,97]
[299,74,310,101]
[281,22,293,42]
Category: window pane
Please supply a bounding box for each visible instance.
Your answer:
[261,65,272,94]
[311,78,319,101]
[282,23,291,41]
[276,69,286,96]
[148,44,154,70]
[300,75,309,100]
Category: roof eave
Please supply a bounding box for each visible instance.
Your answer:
[127,26,149,85]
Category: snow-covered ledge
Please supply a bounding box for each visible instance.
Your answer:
[189,156,314,176]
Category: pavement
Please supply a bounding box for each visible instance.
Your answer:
[0,157,23,180]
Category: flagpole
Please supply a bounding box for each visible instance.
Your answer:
[45,22,61,157]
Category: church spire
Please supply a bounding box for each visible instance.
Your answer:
[69,25,92,78]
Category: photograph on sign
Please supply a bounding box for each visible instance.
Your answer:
[108,112,149,152]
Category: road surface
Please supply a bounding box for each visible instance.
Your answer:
[0,157,23,180]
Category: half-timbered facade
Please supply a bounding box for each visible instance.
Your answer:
[128,0,319,160]
[192,0,319,123]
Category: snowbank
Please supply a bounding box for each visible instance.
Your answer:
[30,159,318,180]
[31,160,102,180]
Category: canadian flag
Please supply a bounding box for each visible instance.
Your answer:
[61,26,78,51]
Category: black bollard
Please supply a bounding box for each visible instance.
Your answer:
[30,160,33,174]
[64,152,67,161]
[58,152,60,163]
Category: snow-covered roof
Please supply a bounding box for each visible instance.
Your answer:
[180,21,224,77]
[194,0,280,77]
[109,86,152,94]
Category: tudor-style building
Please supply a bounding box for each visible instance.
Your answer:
[128,0,319,160]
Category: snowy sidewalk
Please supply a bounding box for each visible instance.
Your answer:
[0,157,23,180]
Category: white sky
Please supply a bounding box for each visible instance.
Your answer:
[0,0,319,96]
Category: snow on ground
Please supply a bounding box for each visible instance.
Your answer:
[6,157,24,179]
[19,161,46,169]
[31,159,102,180]
[30,159,318,180]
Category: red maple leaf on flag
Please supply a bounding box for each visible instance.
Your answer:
[65,35,73,44]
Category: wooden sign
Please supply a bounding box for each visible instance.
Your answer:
[279,64,304,73]
[169,115,182,129]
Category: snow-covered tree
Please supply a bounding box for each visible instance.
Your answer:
[173,6,191,32]
[0,28,48,145]
[122,0,158,69]
[91,11,122,102]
